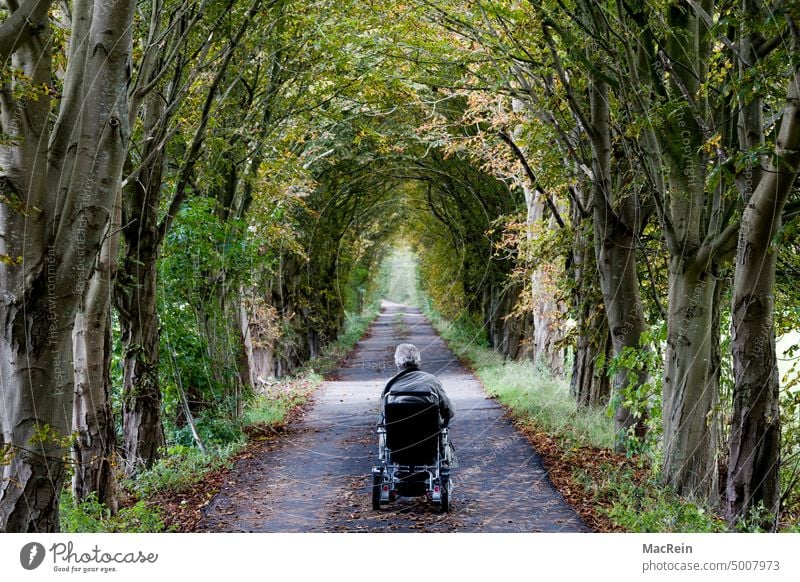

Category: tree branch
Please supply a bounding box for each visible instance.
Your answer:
[651,188,680,254]
[698,218,740,265]
[541,22,592,139]
[497,130,565,228]
[783,198,800,222]
[685,0,744,63]
[0,0,51,64]
[756,31,786,59]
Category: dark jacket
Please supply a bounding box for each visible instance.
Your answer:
[381,365,455,427]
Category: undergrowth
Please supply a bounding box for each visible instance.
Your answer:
[572,463,726,532]
[59,493,166,533]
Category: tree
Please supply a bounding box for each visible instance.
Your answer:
[727,12,800,529]
[0,0,136,531]
[116,0,264,474]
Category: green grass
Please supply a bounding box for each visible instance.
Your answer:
[479,361,615,449]
[242,386,313,427]
[130,443,242,498]
[424,302,614,449]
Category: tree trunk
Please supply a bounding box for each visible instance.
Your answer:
[662,256,720,503]
[521,176,566,374]
[198,290,228,388]
[727,235,782,528]
[71,205,120,511]
[530,269,565,374]
[482,282,519,358]
[571,322,611,407]
[118,241,163,476]
[0,318,71,532]
[726,60,800,528]
[588,75,649,451]
[267,257,306,375]
[116,97,166,476]
[235,292,254,416]
[118,257,163,477]
[499,284,524,359]
[570,220,612,407]
[528,192,566,374]
[196,283,252,418]
[595,216,650,446]
[607,0,723,497]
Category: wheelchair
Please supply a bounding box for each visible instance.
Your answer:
[371,392,452,513]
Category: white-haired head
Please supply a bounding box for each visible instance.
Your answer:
[395,343,421,369]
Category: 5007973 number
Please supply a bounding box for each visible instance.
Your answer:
[728,560,780,571]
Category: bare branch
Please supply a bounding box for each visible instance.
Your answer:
[651,187,680,254]
[698,218,740,265]
[685,0,744,62]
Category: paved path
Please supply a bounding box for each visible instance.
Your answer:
[197,302,590,532]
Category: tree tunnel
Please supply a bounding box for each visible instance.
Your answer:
[4,0,797,534]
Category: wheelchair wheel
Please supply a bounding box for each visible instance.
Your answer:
[371,473,382,510]
[438,477,450,513]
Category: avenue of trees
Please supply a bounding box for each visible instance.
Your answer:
[1,0,798,532]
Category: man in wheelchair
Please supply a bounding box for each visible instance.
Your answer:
[372,343,456,512]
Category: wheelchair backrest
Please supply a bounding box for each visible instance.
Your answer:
[383,391,440,466]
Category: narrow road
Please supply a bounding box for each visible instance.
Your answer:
[197,302,590,532]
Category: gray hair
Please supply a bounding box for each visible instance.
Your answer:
[395,343,421,369]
